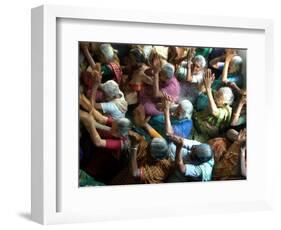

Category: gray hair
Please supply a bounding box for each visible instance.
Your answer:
[193,55,206,68]
[179,99,193,119]
[218,87,234,105]
[175,66,187,81]
[230,55,243,74]
[150,138,169,160]
[116,118,132,137]
[161,63,175,79]
[100,80,121,99]
[190,143,213,165]
[100,44,114,62]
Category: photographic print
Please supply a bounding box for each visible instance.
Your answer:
[78,43,247,187]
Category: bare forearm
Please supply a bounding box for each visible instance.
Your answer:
[175,144,186,174]
[186,65,192,82]
[206,88,219,116]
[153,74,163,98]
[82,47,96,70]
[231,103,244,126]
[164,109,173,135]
[88,122,106,147]
[221,60,230,83]
[130,147,140,178]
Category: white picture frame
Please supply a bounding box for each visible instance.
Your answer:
[31,4,274,225]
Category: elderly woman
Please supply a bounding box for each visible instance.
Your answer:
[79,72,132,184]
[93,79,128,119]
[148,96,193,139]
[208,128,246,180]
[139,61,180,116]
[196,49,244,112]
[193,69,234,142]
[166,134,214,182]
[110,127,174,185]
[176,54,207,103]
[80,43,123,98]
[122,47,153,105]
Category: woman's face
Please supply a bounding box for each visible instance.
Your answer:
[192,61,202,75]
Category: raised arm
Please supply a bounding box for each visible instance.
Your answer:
[80,42,96,70]
[221,51,235,84]
[80,110,106,147]
[128,132,141,178]
[204,69,219,116]
[163,95,174,136]
[80,94,108,125]
[231,93,246,126]
[209,55,225,69]
[174,136,186,174]
[151,53,164,99]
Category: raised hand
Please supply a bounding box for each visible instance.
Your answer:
[151,52,161,74]
[90,63,102,86]
[187,47,196,61]
[168,134,184,147]
[237,129,246,143]
[203,68,215,90]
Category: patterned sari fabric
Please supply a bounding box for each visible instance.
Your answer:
[110,137,174,185]
[208,137,244,180]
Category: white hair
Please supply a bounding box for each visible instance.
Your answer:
[193,55,206,68]
[116,118,132,137]
[218,87,234,105]
[230,55,243,73]
[179,99,193,119]
[161,63,175,79]
[100,44,114,62]
[150,138,169,160]
[100,80,121,99]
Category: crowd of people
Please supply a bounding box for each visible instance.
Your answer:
[78,43,247,186]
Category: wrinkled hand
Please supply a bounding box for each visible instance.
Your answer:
[237,129,246,143]
[187,48,196,61]
[203,68,215,89]
[168,134,184,147]
[128,131,141,147]
[225,49,236,62]
[90,63,102,86]
[151,52,161,74]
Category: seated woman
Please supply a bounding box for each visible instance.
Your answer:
[166,134,214,182]
[122,47,153,105]
[79,73,132,184]
[110,125,174,185]
[80,43,123,98]
[208,128,246,180]
[193,69,234,142]
[196,49,243,111]
[139,61,180,116]
[95,80,128,119]
[149,95,193,139]
[176,53,206,103]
